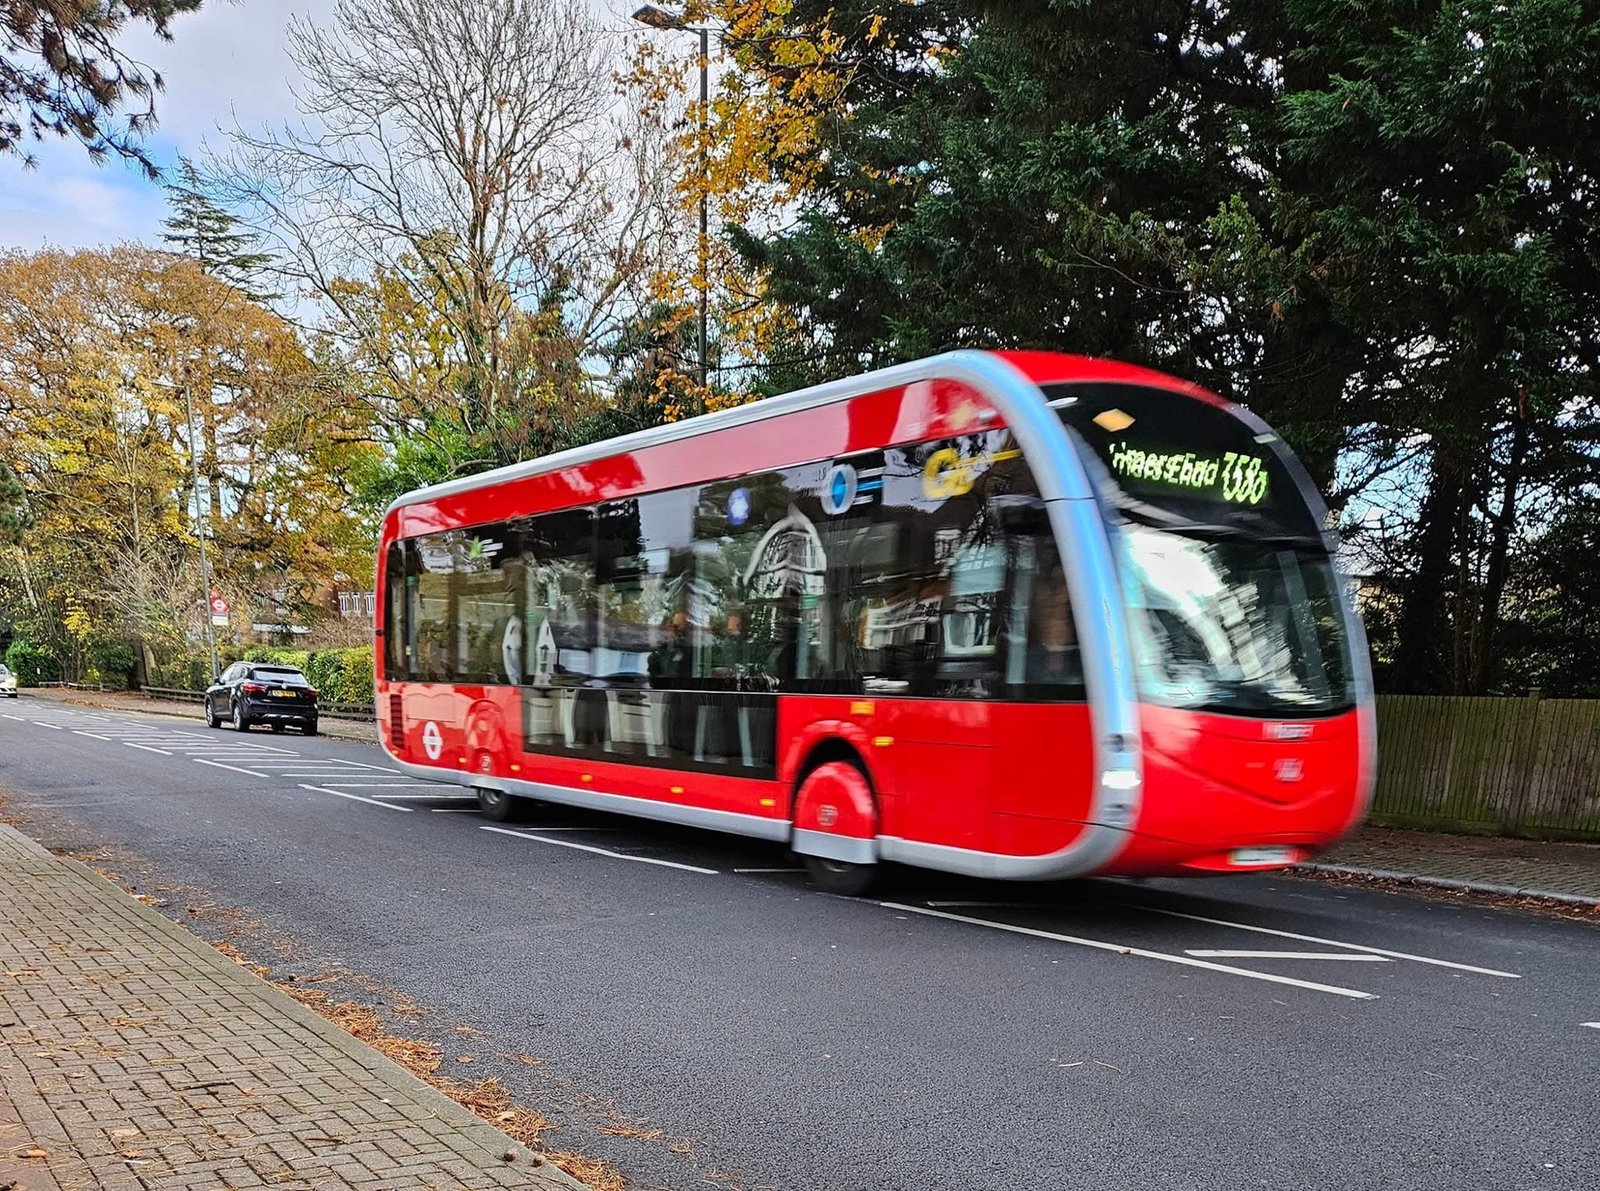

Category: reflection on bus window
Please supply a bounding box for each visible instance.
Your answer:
[1120,526,1353,716]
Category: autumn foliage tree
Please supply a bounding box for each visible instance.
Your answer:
[0,247,377,683]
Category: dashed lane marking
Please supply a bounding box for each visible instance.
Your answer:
[297,784,414,813]
[123,742,171,755]
[1185,950,1391,962]
[73,731,113,741]
[1141,906,1521,978]
[734,867,806,874]
[193,759,269,778]
[431,807,479,813]
[480,825,719,875]
[308,782,452,789]
[347,792,475,801]
[1583,1022,1600,1030]
[881,902,1378,1001]
[32,722,63,730]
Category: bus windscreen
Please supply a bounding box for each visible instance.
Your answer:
[1044,383,1321,542]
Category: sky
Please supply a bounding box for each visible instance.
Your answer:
[0,0,644,254]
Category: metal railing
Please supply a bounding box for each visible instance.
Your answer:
[138,686,376,722]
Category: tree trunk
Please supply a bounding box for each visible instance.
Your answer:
[1390,453,1469,694]
[1467,401,1531,694]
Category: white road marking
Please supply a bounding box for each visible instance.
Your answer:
[123,742,171,755]
[927,900,1035,909]
[1143,907,1521,978]
[1582,1022,1600,1030]
[73,731,113,741]
[1185,950,1392,962]
[270,771,378,777]
[480,825,718,874]
[298,783,414,813]
[322,759,404,772]
[510,825,623,833]
[193,758,269,778]
[358,793,475,801]
[311,782,450,789]
[430,807,480,813]
[32,722,63,730]
[882,903,1377,1000]
[2,714,26,721]
[734,867,806,874]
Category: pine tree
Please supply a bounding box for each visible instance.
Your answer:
[2,1,204,175]
[162,159,277,302]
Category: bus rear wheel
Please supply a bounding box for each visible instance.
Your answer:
[477,786,520,822]
[802,853,879,897]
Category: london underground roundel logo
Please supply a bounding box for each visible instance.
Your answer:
[822,463,857,516]
[421,720,443,761]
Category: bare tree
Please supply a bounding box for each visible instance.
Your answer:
[215,0,682,474]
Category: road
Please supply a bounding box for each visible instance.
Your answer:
[2,696,1597,1191]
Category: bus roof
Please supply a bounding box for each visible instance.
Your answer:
[384,349,1218,517]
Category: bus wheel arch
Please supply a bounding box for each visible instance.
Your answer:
[791,742,881,896]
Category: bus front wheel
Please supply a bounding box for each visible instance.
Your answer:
[793,759,880,896]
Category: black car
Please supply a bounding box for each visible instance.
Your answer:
[205,663,319,734]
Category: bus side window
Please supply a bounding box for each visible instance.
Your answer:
[453,522,518,686]
[411,533,456,683]
[383,542,409,681]
[1012,537,1083,696]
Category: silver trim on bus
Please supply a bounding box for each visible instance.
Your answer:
[381,349,1143,881]
[392,755,793,842]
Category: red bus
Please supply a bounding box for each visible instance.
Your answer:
[374,351,1374,893]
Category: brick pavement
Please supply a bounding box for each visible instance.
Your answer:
[0,825,583,1191]
[1310,825,1600,904]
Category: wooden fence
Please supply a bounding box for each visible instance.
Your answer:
[1372,694,1600,840]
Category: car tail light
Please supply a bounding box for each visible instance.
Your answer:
[307,687,318,697]
[242,682,266,694]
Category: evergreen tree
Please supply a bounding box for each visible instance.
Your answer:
[162,159,277,301]
[0,460,30,547]
[2,1,203,175]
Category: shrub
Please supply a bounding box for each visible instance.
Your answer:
[336,645,375,704]
[4,638,59,685]
[85,637,136,690]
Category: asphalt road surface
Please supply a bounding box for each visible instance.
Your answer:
[3,697,1597,1191]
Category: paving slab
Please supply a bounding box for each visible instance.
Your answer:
[0,824,582,1191]
[1309,824,1600,905]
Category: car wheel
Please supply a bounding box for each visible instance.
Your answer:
[205,697,222,729]
[231,699,249,731]
[303,720,319,736]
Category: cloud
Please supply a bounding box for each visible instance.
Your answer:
[0,0,335,252]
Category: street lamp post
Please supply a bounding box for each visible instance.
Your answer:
[632,5,710,391]
[182,363,222,685]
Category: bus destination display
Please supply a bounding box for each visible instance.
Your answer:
[1107,441,1270,507]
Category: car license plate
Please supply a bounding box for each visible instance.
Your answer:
[1231,846,1293,867]
[271,689,296,698]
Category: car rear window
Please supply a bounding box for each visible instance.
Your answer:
[251,668,311,686]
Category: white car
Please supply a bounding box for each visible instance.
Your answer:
[0,663,16,697]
